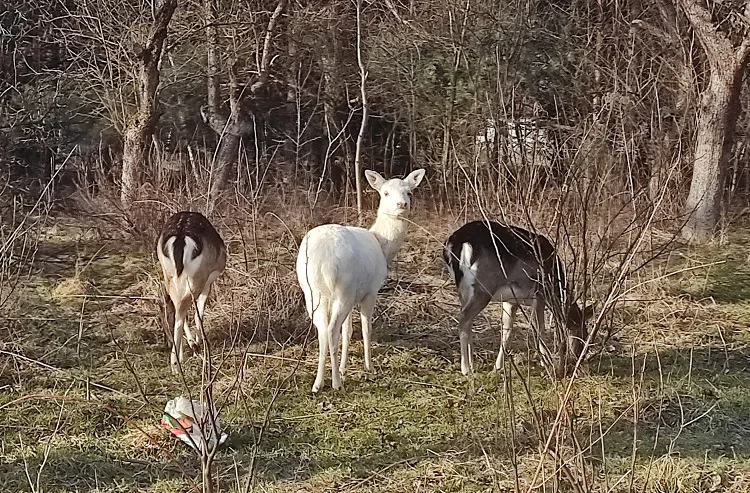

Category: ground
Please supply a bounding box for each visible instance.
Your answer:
[2,210,750,492]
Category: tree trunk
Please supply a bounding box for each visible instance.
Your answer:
[682,72,739,241]
[203,0,244,209]
[208,131,241,204]
[120,0,177,206]
[121,126,147,206]
[201,456,215,493]
[678,0,750,242]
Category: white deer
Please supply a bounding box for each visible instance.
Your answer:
[296,168,426,392]
[157,211,226,374]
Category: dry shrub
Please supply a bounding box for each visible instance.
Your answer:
[51,276,90,301]
[67,178,197,249]
[65,149,689,369]
[135,199,312,354]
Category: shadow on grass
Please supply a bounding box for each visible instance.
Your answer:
[226,418,518,485]
[0,447,189,493]
[376,296,556,372]
[588,344,750,459]
[243,334,750,486]
[699,259,750,302]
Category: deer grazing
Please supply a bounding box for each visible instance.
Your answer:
[296,168,426,392]
[443,220,592,378]
[157,211,226,373]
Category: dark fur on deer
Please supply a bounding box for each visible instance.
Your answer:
[443,220,592,378]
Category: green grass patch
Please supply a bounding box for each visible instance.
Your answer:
[2,220,750,491]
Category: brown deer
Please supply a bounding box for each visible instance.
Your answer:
[157,212,226,373]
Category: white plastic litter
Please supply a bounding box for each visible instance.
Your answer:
[161,396,228,453]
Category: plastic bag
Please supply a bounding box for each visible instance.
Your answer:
[161,396,228,453]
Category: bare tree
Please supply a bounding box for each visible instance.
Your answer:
[440,0,471,176]
[353,0,369,221]
[201,0,245,210]
[120,0,178,206]
[202,0,288,210]
[678,0,750,242]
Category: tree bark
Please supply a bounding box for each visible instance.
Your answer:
[208,133,242,206]
[205,61,245,209]
[120,0,177,206]
[683,71,741,240]
[678,0,750,242]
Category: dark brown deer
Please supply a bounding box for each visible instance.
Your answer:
[443,220,592,378]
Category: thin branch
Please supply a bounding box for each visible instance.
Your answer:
[354,0,368,223]
[250,0,288,94]
[678,0,733,62]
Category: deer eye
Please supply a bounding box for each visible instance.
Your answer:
[407,192,413,197]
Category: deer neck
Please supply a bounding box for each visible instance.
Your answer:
[369,212,410,264]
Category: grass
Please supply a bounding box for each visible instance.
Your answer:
[2,209,750,492]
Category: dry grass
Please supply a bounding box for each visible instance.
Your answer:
[2,190,750,492]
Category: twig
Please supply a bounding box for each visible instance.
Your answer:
[0,350,147,405]
[51,294,159,300]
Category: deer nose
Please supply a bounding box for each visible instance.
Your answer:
[396,201,408,209]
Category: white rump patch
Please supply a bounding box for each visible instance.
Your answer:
[163,235,202,282]
[164,236,177,255]
[457,243,477,303]
[183,236,200,274]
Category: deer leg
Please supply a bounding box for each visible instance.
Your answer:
[458,291,492,375]
[339,312,354,381]
[170,300,188,374]
[191,287,211,350]
[327,299,352,391]
[192,270,222,349]
[532,298,554,370]
[312,302,331,393]
[162,286,176,349]
[495,302,518,371]
[359,294,377,374]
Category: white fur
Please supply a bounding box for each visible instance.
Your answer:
[297,168,426,392]
[457,243,476,306]
[161,236,200,288]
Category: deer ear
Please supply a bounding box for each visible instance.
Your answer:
[405,168,425,190]
[365,170,386,191]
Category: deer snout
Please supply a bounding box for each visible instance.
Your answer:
[396,201,408,210]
